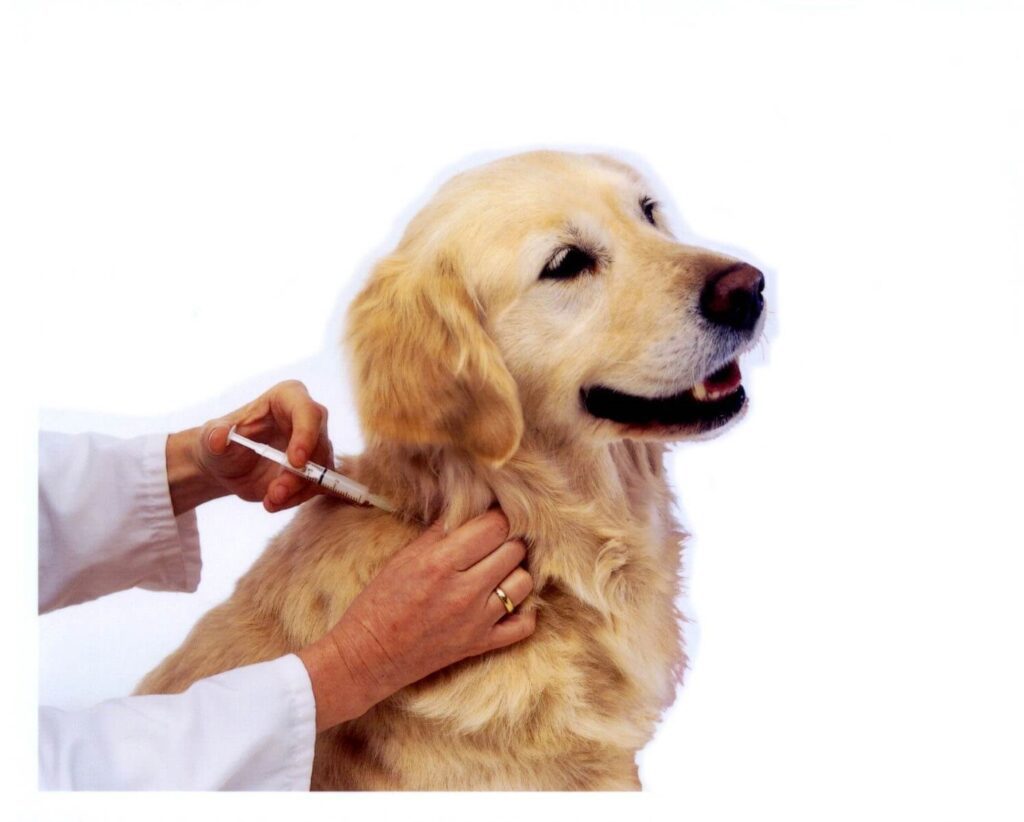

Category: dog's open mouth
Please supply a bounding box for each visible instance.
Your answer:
[581,360,746,432]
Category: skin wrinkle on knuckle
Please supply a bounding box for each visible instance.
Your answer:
[480,509,510,542]
[306,404,324,428]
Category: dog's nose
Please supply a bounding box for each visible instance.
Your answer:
[699,262,765,331]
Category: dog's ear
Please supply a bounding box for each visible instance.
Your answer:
[346,251,523,467]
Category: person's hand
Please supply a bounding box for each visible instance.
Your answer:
[297,509,536,731]
[166,380,334,515]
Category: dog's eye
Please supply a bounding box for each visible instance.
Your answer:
[540,246,597,280]
[640,197,658,226]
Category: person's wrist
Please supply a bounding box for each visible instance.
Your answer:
[166,428,227,516]
[297,630,380,732]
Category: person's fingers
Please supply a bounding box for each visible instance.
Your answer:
[267,381,329,468]
[484,609,537,652]
[464,538,527,589]
[438,509,512,571]
[393,520,448,561]
[264,484,317,513]
[311,434,335,468]
[232,414,275,441]
[484,566,534,622]
[264,470,309,508]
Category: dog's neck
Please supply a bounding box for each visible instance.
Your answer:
[342,432,677,611]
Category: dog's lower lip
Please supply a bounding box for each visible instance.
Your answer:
[581,367,747,431]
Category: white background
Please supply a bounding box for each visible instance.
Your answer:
[4,1,1023,819]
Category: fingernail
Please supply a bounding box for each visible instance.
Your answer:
[272,485,289,504]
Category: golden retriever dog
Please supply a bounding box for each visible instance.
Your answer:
[137,150,766,790]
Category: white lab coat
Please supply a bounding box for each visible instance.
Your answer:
[38,431,316,790]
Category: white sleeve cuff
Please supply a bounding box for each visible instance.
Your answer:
[38,431,203,612]
[135,432,202,596]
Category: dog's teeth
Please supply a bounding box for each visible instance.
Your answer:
[692,381,740,402]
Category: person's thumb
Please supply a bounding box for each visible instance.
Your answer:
[201,419,233,458]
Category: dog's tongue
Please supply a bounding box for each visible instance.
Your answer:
[691,360,742,401]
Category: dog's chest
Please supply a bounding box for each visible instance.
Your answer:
[316,523,684,790]
[312,461,686,788]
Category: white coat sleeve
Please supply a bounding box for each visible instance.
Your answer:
[38,430,318,790]
[39,654,317,790]
[38,430,202,613]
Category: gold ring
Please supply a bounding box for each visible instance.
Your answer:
[494,586,515,615]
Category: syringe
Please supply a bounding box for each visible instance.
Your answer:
[227,426,395,513]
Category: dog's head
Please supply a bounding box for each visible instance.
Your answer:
[347,151,765,466]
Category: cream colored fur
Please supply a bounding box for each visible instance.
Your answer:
[137,151,754,790]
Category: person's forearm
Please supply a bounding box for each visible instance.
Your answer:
[166,428,228,516]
